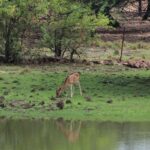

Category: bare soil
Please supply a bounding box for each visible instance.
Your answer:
[97,13,150,42]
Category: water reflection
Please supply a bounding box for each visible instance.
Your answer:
[56,119,81,143]
[0,119,150,150]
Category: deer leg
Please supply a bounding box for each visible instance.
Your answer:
[77,121,82,133]
[65,90,68,97]
[78,81,82,96]
[70,120,73,131]
[72,85,74,97]
[70,84,73,98]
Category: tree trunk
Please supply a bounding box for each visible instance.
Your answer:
[138,0,142,16]
[54,29,62,57]
[119,27,125,62]
[70,50,75,62]
[70,49,80,62]
[104,6,120,27]
[55,41,62,57]
[91,2,120,27]
[5,38,10,63]
[4,21,12,63]
[143,0,150,20]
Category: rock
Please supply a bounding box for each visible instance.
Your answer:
[0,103,5,108]
[102,80,111,84]
[66,100,72,104]
[92,61,101,64]
[82,59,87,64]
[47,104,55,111]
[103,60,114,65]
[9,100,25,107]
[51,96,56,101]
[0,96,5,103]
[85,107,95,112]
[56,101,64,109]
[39,87,45,91]
[0,96,5,108]
[82,89,86,93]
[31,89,36,92]
[84,96,92,102]
[0,77,4,80]
[3,91,9,95]
[12,80,19,84]
[86,61,94,66]
[123,60,150,69]
[9,100,34,109]
[86,68,90,71]
[21,103,35,109]
[106,99,113,104]
[39,101,45,105]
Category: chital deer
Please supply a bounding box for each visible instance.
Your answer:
[56,72,82,98]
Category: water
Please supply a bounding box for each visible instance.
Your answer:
[0,119,150,150]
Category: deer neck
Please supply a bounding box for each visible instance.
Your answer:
[60,82,68,93]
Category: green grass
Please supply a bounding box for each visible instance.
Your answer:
[84,41,150,61]
[21,41,150,62]
[0,64,150,122]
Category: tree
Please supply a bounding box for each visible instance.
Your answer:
[41,0,109,60]
[0,0,48,62]
[81,0,126,27]
[143,0,150,20]
[138,0,142,16]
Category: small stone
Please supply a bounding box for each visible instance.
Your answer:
[51,96,56,101]
[39,101,45,105]
[3,91,9,95]
[0,96,5,103]
[0,103,5,108]
[84,96,92,102]
[56,101,64,109]
[66,100,72,104]
[106,99,113,104]
[21,103,34,109]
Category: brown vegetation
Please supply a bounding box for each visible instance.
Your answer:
[122,59,150,68]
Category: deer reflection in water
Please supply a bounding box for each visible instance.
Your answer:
[56,119,82,143]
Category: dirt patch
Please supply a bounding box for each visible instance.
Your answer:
[9,100,35,109]
[0,96,5,108]
[97,11,150,42]
[122,60,150,69]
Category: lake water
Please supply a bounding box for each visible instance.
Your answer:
[0,119,150,150]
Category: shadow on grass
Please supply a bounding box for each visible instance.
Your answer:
[82,74,150,98]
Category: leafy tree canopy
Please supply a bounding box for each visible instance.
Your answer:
[41,0,109,59]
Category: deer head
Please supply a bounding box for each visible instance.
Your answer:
[56,86,63,97]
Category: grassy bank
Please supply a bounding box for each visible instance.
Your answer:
[0,64,150,122]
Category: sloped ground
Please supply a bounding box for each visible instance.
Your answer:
[97,13,150,42]
[85,11,150,62]
[0,65,150,121]
[17,5,150,64]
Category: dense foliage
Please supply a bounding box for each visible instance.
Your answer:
[41,0,109,60]
[0,0,149,62]
[0,0,109,62]
[0,0,48,62]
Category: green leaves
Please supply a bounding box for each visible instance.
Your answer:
[0,0,16,17]
[47,0,109,30]
[41,0,109,59]
[0,0,50,62]
[0,0,110,61]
